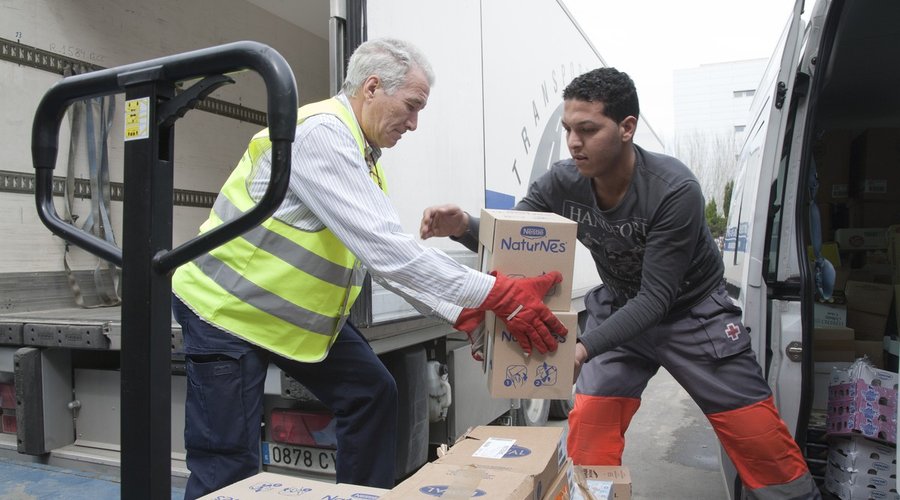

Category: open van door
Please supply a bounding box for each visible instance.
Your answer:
[720,0,806,496]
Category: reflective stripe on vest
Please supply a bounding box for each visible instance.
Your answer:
[172,97,385,362]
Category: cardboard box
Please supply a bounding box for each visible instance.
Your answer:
[888,225,900,284]
[896,285,900,337]
[854,340,885,368]
[827,360,899,444]
[574,466,632,500]
[851,128,900,201]
[848,201,900,231]
[848,309,889,341]
[542,459,573,500]
[836,228,888,251]
[813,326,856,362]
[815,362,853,410]
[486,310,577,399]
[198,472,387,499]
[814,129,853,202]
[435,425,566,500]
[382,463,533,500]
[815,303,848,328]
[845,281,895,316]
[478,209,578,311]
[824,435,899,500]
[845,281,894,340]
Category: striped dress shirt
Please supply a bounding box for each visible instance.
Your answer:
[247,94,492,323]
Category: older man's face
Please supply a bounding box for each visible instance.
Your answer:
[361,67,430,148]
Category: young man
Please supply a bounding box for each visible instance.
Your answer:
[420,67,821,499]
[171,38,566,499]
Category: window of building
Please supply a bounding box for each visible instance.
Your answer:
[734,125,746,133]
[733,89,756,98]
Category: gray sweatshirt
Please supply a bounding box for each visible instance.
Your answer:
[457,145,724,359]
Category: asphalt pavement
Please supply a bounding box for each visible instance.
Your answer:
[551,367,728,499]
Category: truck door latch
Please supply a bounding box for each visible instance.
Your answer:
[785,341,803,362]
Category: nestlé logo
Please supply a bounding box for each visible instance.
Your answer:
[520,225,546,239]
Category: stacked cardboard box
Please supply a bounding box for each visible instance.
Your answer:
[197,471,388,499]
[826,359,898,444]
[572,465,633,500]
[382,463,534,500]
[824,436,899,500]
[845,280,894,368]
[478,209,579,399]
[433,425,567,500]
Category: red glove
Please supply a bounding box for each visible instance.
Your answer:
[479,271,568,355]
[453,308,486,361]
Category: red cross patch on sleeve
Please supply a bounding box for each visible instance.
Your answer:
[725,323,741,341]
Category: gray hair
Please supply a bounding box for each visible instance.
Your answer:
[341,38,435,97]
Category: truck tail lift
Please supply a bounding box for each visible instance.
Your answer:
[31,41,298,499]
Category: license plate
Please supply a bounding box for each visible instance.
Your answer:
[261,442,337,473]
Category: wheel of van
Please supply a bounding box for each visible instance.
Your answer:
[549,384,576,420]
[512,398,550,426]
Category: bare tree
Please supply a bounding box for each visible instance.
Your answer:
[670,128,739,215]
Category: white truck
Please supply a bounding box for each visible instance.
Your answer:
[0,0,663,495]
[722,0,900,497]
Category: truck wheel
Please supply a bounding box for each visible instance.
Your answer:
[549,384,575,420]
[512,399,550,426]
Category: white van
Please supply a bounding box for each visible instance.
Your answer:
[723,0,900,497]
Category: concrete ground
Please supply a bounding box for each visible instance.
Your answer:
[551,367,729,500]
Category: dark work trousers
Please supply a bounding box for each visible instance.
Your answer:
[172,296,398,499]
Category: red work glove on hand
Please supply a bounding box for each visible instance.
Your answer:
[480,271,568,355]
[453,308,486,361]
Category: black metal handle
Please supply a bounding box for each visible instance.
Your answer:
[32,41,297,271]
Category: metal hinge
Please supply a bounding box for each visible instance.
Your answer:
[775,81,788,109]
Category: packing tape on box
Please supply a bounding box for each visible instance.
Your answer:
[442,466,486,500]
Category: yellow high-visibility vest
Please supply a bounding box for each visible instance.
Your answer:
[172,97,386,362]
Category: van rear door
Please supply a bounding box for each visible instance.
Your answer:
[721,0,806,496]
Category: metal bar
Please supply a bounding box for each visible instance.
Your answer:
[0,36,267,126]
[0,169,216,208]
[120,79,174,500]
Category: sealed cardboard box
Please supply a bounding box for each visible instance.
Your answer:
[851,128,900,201]
[479,209,578,311]
[835,228,888,250]
[845,281,894,316]
[485,310,577,399]
[845,280,894,340]
[815,303,848,328]
[814,362,853,410]
[827,360,899,444]
[814,129,853,202]
[854,340,885,368]
[847,309,889,341]
[435,425,566,500]
[573,466,632,500]
[382,463,533,500]
[824,435,898,500]
[542,459,574,500]
[813,326,856,362]
[198,472,387,499]
[889,225,900,284]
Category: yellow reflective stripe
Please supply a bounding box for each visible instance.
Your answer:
[205,238,353,313]
[211,196,356,283]
[174,263,338,363]
[192,253,348,336]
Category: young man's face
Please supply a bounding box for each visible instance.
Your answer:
[561,99,635,178]
[361,67,430,148]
